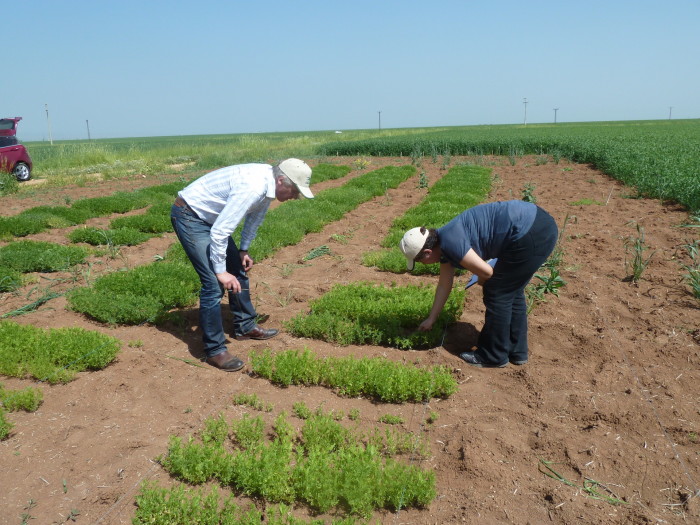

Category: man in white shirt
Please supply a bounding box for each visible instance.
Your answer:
[171,158,313,371]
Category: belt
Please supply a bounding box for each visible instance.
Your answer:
[174,196,202,220]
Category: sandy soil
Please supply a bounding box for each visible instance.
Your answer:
[1,156,698,525]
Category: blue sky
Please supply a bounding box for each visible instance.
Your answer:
[4,1,699,140]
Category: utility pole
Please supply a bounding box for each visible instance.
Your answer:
[378,111,381,130]
[45,103,53,145]
[523,98,528,126]
[86,120,91,141]
[668,106,673,120]
[554,108,559,124]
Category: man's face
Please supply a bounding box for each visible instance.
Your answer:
[275,178,300,202]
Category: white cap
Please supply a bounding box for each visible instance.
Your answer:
[399,227,429,271]
[278,158,313,198]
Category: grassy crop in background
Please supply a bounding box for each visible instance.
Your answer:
[250,348,457,403]
[317,119,700,212]
[284,282,465,349]
[363,164,491,274]
[0,320,120,383]
[0,240,88,273]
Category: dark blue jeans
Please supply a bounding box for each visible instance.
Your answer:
[476,207,558,366]
[171,204,258,358]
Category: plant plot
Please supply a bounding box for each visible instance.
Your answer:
[284,282,465,350]
[0,320,120,384]
[363,164,491,274]
[0,240,88,273]
[154,410,436,520]
[250,348,457,403]
[0,383,44,440]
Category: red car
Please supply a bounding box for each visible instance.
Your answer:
[0,117,32,181]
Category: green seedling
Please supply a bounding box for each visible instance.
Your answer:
[623,222,655,283]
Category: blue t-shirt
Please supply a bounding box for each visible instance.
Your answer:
[437,200,537,268]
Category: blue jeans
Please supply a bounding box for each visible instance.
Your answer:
[477,207,558,366]
[171,204,258,358]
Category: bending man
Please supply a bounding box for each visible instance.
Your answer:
[171,159,313,372]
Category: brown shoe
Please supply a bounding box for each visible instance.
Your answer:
[206,351,245,372]
[235,325,279,341]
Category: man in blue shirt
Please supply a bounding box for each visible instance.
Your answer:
[171,159,313,372]
[400,200,558,367]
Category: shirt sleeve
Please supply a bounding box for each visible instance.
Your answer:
[209,184,265,273]
[240,200,271,251]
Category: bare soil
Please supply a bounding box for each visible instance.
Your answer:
[1,156,698,525]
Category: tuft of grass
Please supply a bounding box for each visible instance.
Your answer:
[623,221,655,283]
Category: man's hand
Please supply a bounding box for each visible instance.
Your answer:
[216,272,241,293]
[239,250,253,272]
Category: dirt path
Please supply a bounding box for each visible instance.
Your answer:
[1,156,698,524]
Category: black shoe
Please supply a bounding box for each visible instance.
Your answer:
[235,325,279,341]
[206,351,245,372]
[459,352,507,368]
[509,357,528,365]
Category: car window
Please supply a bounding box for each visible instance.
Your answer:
[0,120,16,131]
[0,136,18,147]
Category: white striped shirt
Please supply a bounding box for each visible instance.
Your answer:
[178,163,276,273]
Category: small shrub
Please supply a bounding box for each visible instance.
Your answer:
[0,385,44,412]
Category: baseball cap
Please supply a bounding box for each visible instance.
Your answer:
[278,158,313,198]
[399,227,429,270]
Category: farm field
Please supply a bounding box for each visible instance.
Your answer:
[1,150,699,524]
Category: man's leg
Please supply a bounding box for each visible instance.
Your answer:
[171,206,227,358]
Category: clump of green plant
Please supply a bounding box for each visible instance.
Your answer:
[250,348,457,403]
[426,411,439,425]
[623,221,656,283]
[0,240,88,273]
[521,182,537,203]
[0,266,22,292]
[293,401,313,420]
[311,163,352,182]
[67,257,199,325]
[678,240,700,300]
[441,149,451,170]
[379,414,404,425]
[0,384,43,412]
[302,245,331,262]
[0,409,12,440]
[0,172,19,196]
[159,411,436,519]
[0,320,120,383]
[233,393,273,412]
[570,198,603,206]
[352,158,370,170]
[417,171,428,188]
[284,282,464,349]
[68,226,152,247]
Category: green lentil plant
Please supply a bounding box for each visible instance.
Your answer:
[0,384,43,412]
[293,401,313,420]
[250,348,457,403]
[68,226,152,246]
[623,221,656,283]
[417,171,428,188]
[311,163,352,182]
[0,266,22,292]
[302,244,331,261]
[0,172,19,196]
[284,282,464,349]
[0,409,12,440]
[0,320,120,383]
[0,240,88,273]
[379,414,404,425]
[233,393,273,412]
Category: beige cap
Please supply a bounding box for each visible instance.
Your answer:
[399,227,429,270]
[278,158,313,198]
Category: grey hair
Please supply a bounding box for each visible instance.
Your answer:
[273,166,296,189]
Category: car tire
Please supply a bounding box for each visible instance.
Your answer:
[13,162,31,181]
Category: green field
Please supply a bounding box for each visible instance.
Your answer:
[19,119,700,212]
